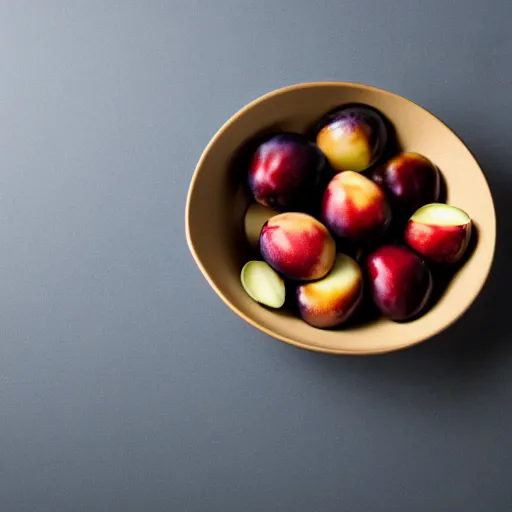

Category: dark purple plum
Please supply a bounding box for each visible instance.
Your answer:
[370,152,440,215]
[315,104,388,172]
[366,245,433,321]
[248,133,326,211]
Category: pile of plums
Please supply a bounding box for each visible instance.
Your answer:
[240,104,472,328]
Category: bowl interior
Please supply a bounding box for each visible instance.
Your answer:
[186,83,495,354]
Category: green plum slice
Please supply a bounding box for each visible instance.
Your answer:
[240,261,286,308]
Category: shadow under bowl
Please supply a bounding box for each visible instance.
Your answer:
[185,82,496,355]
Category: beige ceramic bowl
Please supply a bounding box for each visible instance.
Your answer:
[185,82,496,355]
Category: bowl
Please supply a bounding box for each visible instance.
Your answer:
[185,82,496,355]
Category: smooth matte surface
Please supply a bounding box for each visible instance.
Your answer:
[186,82,496,354]
[0,1,511,511]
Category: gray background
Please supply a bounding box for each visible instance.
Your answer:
[0,1,511,511]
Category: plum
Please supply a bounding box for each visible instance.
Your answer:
[244,203,279,250]
[404,203,472,264]
[296,253,363,328]
[321,170,391,243]
[370,152,440,215]
[240,261,286,308]
[248,133,326,211]
[366,245,433,321]
[315,104,388,172]
[260,212,336,281]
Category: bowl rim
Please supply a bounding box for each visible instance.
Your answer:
[185,81,496,356]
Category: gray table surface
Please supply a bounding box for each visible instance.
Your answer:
[1,1,511,511]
